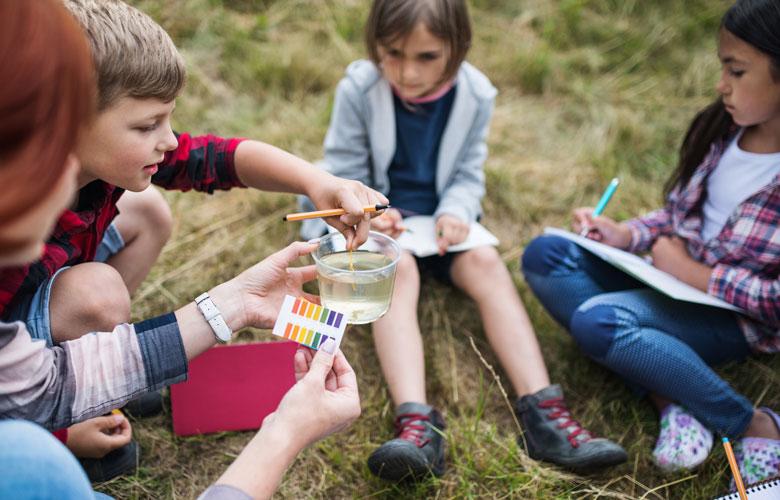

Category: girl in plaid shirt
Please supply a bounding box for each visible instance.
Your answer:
[523,0,780,484]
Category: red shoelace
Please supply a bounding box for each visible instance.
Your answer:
[394,413,431,448]
[538,397,593,448]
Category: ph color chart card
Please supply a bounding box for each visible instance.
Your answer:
[272,295,347,351]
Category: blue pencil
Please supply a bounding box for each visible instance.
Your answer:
[580,177,620,236]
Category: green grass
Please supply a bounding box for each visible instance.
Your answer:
[97,0,780,498]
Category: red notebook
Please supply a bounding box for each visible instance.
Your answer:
[170,341,297,436]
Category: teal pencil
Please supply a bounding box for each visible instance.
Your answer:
[580,177,620,236]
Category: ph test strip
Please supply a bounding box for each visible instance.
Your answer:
[272,295,347,351]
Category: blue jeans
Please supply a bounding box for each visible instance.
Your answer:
[521,234,754,437]
[0,420,113,499]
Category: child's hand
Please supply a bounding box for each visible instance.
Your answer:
[370,208,404,238]
[572,207,631,249]
[264,341,360,449]
[310,177,389,250]
[66,413,132,459]
[651,236,690,276]
[435,214,470,256]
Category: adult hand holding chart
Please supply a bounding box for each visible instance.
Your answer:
[543,227,744,313]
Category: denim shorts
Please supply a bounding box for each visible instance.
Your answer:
[6,223,125,346]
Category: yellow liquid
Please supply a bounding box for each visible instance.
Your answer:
[317,251,396,324]
[348,250,356,291]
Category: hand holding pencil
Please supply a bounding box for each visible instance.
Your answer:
[572,207,632,249]
[368,207,407,239]
[572,178,632,249]
[301,178,388,250]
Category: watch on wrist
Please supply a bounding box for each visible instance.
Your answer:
[195,292,232,344]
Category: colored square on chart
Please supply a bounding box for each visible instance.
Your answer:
[272,295,348,351]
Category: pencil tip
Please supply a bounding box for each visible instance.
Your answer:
[282,216,288,221]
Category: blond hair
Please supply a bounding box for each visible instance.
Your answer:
[64,0,185,110]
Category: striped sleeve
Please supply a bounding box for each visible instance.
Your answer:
[0,314,187,430]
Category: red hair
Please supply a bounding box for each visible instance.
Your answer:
[0,0,95,226]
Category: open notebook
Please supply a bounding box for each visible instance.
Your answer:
[326,215,499,257]
[713,477,780,499]
[544,228,744,313]
[396,216,499,257]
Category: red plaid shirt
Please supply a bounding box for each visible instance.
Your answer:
[0,133,245,317]
[626,131,780,353]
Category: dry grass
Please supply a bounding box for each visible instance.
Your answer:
[95,0,779,498]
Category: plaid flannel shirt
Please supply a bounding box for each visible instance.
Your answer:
[626,132,780,353]
[0,133,245,317]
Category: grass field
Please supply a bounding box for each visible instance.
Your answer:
[97,0,780,498]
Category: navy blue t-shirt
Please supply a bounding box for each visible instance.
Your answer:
[387,86,456,215]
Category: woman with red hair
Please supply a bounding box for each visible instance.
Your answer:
[0,1,359,497]
[0,0,139,477]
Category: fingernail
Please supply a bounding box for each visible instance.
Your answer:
[113,414,123,425]
[320,337,336,354]
[307,238,321,245]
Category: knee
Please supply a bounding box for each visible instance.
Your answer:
[569,300,626,359]
[461,245,504,272]
[521,235,577,277]
[396,252,420,282]
[54,264,131,331]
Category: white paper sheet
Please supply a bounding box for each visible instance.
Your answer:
[396,216,499,257]
[543,227,744,313]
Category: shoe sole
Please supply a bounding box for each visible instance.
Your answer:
[368,451,445,482]
[530,450,628,472]
[79,440,139,483]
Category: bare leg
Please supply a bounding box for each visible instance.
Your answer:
[450,246,550,397]
[371,252,427,405]
[109,187,172,294]
[743,409,780,439]
[49,262,131,342]
[648,393,673,412]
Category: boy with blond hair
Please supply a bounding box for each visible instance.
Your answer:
[0,0,383,344]
[0,0,384,480]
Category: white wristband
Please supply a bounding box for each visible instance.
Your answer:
[195,292,232,344]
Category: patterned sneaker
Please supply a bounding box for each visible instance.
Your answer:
[367,402,446,481]
[515,385,627,471]
[732,408,780,487]
[652,404,713,472]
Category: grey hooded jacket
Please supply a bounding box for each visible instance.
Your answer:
[300,59,497,239]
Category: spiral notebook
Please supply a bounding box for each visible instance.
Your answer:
[713,477,780,499]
